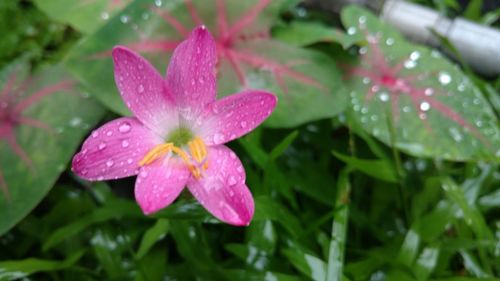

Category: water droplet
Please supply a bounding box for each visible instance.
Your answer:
[449,127,463,142]
[240,121,247,128]
[101,12,109,20]
[121,140,129,148]
[424,88,434,96]
[410,51,421,60]
[419,113,427,120]
[154,0,163,6]
[127,158,133,164]
[420,101,430,111]
[438,72,452,85]
[69,117,82,127]
[97,176,104,181]
[106,131,113,137]
[358,16,366,25]
[371,85,380,93]
[347,27,357,35]
[228,176,237,186]
[404,60,417,69]
[106,160,114,167]
[92,131,99,138]
[213,133,225,143]
[359,47,368,55]
[362,77,371,84]
[403,106,411,113]
[99,142,107,150]
[137,84,144,93]
[379,92,390,102]
[120,15,130,24]
[119,122,131,133]
[140,170,148,178]
[385,38,395,46]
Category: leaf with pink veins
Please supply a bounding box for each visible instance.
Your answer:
[341,6,499,161]
[34,0,132,34]
[0,62,105,235]
[66,0,346,128]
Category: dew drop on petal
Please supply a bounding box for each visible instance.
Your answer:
[420,101,430,111]
[240,121,247,128]
[99,142,107,150]
[213,133,225,143]
[119,122,131,133]
[106,131,113,137]
[228,176,237,186]
[106,160,114,167]
[137,84,145,94]
[92,131,99,138]
[121,140,129,148]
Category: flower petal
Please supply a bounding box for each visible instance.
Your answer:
[112,46,178,136]
[166,26,217,118]
[198,90,277,145]
[72,117,162,181]
[134,159,189,215]
[187,145,254,226]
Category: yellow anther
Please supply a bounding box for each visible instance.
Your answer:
[188,137,207,163]
[139,143,174,166]
[139,137,209,180]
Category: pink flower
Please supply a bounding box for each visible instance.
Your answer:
[72,26,276,226]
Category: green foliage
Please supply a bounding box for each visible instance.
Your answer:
[0,0,499,280]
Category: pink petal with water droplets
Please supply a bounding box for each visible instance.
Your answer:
[72,117,162,181]
[112,46,178,137]
[187,145,254,226]
[166,26,217,118]
[134,159,189,215]
[198,90,277,145]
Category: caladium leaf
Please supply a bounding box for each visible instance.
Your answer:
[66,0,346,128]
[273,21,361,49]
[33,0,132,34]
[0,62,105,235]
[341,6,499,161]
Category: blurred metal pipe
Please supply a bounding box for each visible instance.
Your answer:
[303,0,500,77]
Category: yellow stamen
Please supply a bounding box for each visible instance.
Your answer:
[188,137,207,163]
[139,143,173,166]
[139,137,209,180]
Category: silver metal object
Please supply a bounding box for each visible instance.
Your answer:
[303,0,500,77]
[382,0,500,77]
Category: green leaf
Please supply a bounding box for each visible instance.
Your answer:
[283,249,327,281]
[273,21,360,49]
[340,5,500,161]
[269,130,298,162]
[326,169,350,281]
[332,150,397,182]
[33,0,131,34]
[66,0,347,128]
[43,199,143,250]
[0,62,105,235]
[0,251,84,280]
[136,219,169,259]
